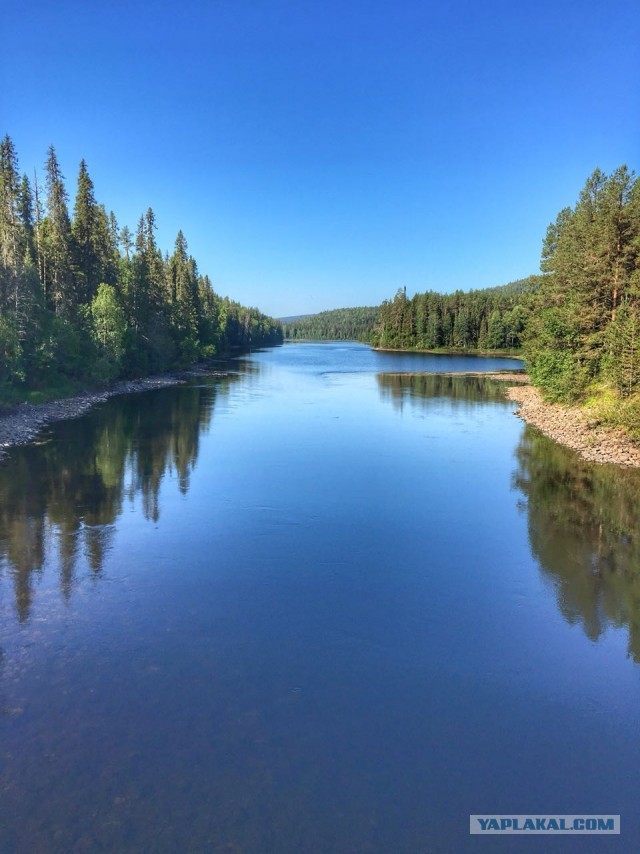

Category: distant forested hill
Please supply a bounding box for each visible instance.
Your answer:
[282,306,380,341]
[369,278,540,351]
[282,280,540,350]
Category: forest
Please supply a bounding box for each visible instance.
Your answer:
[0,135,282,403]
[526,167,640,405]
[2,135,639,431]
[370,166,640,429]
[281,306,379,341]
[369,278,538,351]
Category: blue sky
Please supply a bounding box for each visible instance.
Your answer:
[3,0,639,316]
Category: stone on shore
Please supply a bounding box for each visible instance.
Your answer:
[505,384,640,468]
[0,366,227,464]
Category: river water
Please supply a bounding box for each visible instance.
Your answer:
[0,341,638,852]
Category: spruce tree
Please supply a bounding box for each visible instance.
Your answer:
[43,145,75,316]
[0,135,21,275]
[18,174,36,265]
[72,159,101,303]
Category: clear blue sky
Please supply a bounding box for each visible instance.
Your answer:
[3,0,639,317]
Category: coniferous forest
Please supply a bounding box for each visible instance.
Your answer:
[0,135,282,401]
[282,306,380,341]
[526,167,640,403]
[369,166,640,429]
[369,278,538,351]
[2,135,639,431]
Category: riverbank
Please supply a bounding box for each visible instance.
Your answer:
[0,365,226,464]
[506,384,640,468]
[384,370,529,382]
[4,364,640,469]
[372,346,523,359]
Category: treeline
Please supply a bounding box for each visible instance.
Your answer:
[525,166,640,405]
[370,278,539,351]
[371,165,640,429]
[282,306,379,341]
[0,135,282,396]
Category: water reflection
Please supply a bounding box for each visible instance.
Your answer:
[0,378,235,621]
[513,426,640,661]
[377,372,640,662]
[376,372,512,410]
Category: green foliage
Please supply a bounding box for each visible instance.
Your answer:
[0,134,283,402]
[90,283,127,379]
[282,306,380,341]
[371,278,538,351]
[603,302,640,396]
[0,314,24,385]
[526,166,640,408]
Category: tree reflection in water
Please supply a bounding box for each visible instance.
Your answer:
[377,372,640,662]
[0,378,236,621]
[376,372,512,411]
[4,370,639,664]
[513,425,640,662]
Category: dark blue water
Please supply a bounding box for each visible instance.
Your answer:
[0,341,638,853]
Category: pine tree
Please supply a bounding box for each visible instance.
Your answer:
[18,174,36,265]
[605,302,640,395]
[0,138,40,354]
[0,136,283,395]
[168,230,200,362]
[120,225,133,261]
[528,167,640,400]
[43,145,75,316]
[72,159,101,303]
[0,134,21,275]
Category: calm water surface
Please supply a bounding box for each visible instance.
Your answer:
[0,342,639,852]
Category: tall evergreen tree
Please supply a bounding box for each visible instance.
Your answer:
[42,145,75,316]
[18,174,36,265]
[72,159,101,303]
[0,134,21,276]
[527,166,640,401]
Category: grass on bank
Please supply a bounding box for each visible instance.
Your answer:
[583,383,640,442]
[0,376,87,412]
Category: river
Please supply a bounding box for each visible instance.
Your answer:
[0,341,638,852]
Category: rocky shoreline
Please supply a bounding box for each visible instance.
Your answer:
[505,384,640,468]
[2,367,639,469]
[0,365,227,464]
[381,370,530,383]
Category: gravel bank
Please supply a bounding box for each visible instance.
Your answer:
[381,371,530,381]
[0,366,226,464]
[4,368,638,469]
[506,384,640,468]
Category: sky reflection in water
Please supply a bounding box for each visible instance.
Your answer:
[0,342,638,853]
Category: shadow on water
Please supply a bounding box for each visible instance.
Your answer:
[513,425,640,662]
[0,376,238,622]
